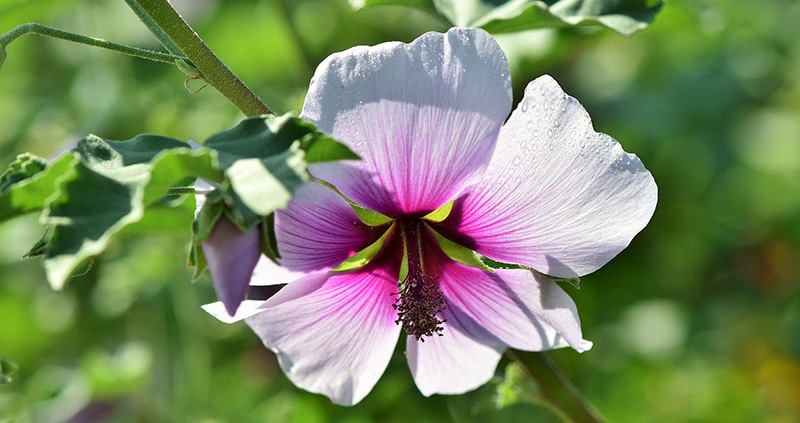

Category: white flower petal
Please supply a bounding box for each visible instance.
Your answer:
[441,75,657,278]
[245,265,401,406]
[301,28,512,216]
[435,254,589,352]
[406,310,504,397]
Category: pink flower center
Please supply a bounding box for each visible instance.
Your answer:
[391,218,447,341]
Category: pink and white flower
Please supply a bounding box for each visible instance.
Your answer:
[201,28,657,405]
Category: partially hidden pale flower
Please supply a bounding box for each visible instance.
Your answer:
[201,28,657,405]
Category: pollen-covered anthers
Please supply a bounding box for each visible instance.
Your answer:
[393,272,447,341]
[393,218,447,341]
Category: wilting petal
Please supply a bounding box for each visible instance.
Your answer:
[441,75,657,278]
[202,215,261,316]
[406,308,504,397]
[202,254,308,324]
[276,183,383,272]
[245,260,401,406]
[302,28,512,216]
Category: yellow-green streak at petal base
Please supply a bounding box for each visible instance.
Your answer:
[423,200,453,222]
[427,225,493,272]
[351,203,393,226]
[333,223,394,272]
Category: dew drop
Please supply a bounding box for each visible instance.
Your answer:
[520,101,529,113]
[512,155,522,166]
[526,120,534,130]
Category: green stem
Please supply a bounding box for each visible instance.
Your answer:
[0,22,185,65]
[123,0,183,57]
[508,350,605,423]
[130,0,273,117]
[167,186,200,196]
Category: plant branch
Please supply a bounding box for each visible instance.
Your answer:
[508,350,605,423]
[130,0,273,117]
[0,22,185,66]
[123,0,183,57]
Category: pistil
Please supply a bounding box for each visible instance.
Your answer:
[392,219,447,341]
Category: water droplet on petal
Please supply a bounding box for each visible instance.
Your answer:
[512,155,522,166]
[520,101,529,113]
[526,120,534,130]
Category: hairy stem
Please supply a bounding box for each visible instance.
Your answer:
[123,0,183,57]
[130,0,273,117]
[508,350,605,423]
[0,22,185,65]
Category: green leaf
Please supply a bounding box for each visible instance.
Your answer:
[0,114,354,290]
[446,361,562,423]
[41,135,218,290]
[352,0,664,36]
[201,115,354,220]
[0,153,80,222]
[0,153,47,190]
[0,356,19,385]
[190,114,357,275]
[302,136,359,163]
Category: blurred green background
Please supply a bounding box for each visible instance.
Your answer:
[1,0,799,421]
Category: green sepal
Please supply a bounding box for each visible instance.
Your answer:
[481,256,525,270]
[260,213,281,264]
[351,203,393,226]
[333,224,394,272]
[423,200,453,223]
[554,277,581,289]
[429,227,493,272]
[189,189,225,281]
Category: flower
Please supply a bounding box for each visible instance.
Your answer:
[201,28,657,405]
